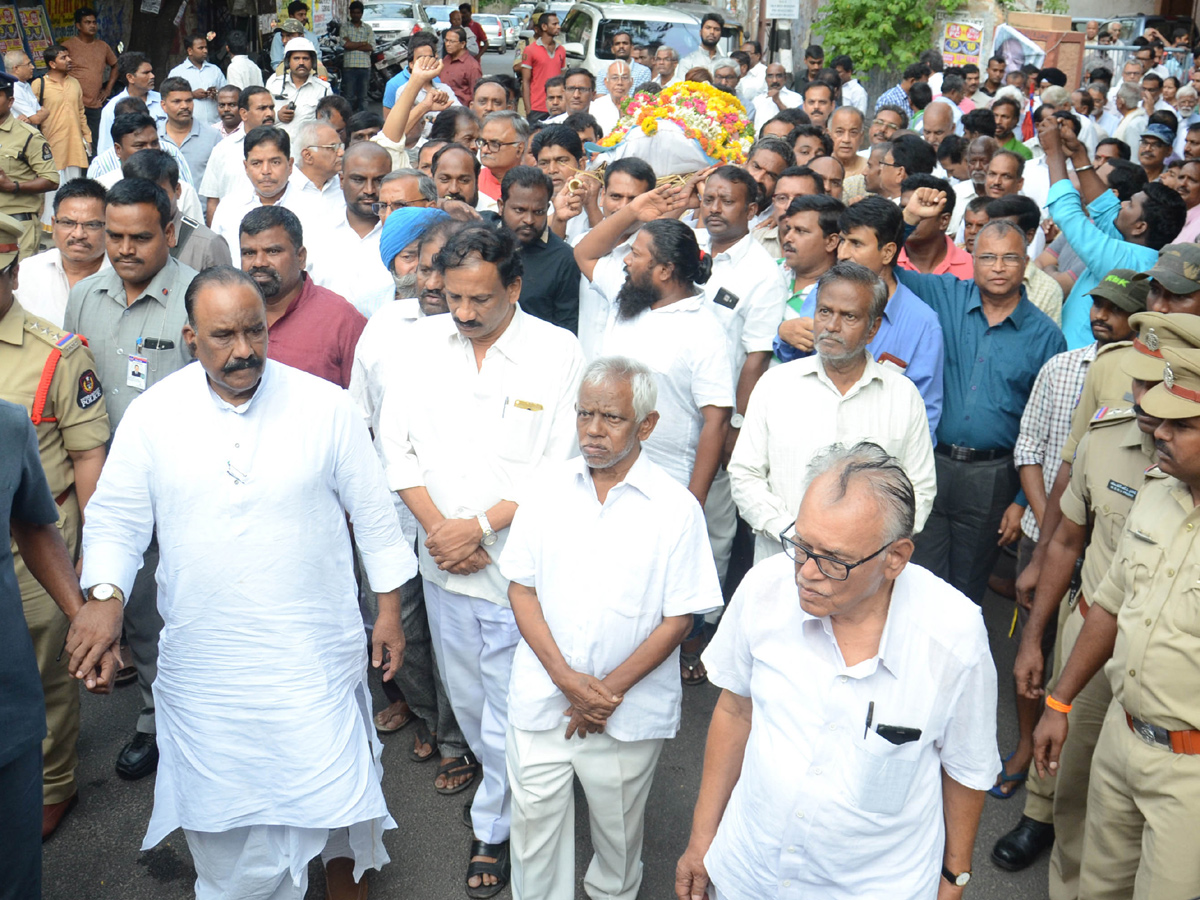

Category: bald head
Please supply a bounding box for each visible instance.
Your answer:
[606,59,632,102]
[921,102,955,148]
[342,140,393,220]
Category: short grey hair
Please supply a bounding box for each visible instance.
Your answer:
[1115,82,1141,109]
[815,260,888,331]
[382,167,436,202]
[712,57,739,74]
[1040,85,1070,108]
[974,219,1029,254]
[804,442,916,543]
[296,119,340,153]
[1176,84,1198,103]
[655,46,678,62]
[580,356,658,423]
[482,110,531,141]
[3,50,28,71]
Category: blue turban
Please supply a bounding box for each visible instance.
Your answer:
[379,207,452,269]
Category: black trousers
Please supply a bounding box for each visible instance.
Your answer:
[911,454,1020,603]
[0,740,43,900]
[85,107,102,158]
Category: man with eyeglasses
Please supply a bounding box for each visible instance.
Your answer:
[375,168,436,224]
[590,61,632,135]
[863,105,908,155]
[476,110,530,204]
[289,119,344,216]
[544,67,595,124]
[897,186,1065,604]
[15,178,110,327]
[680,439,997,900]
[596,30,651,96]
[730,261,935,562]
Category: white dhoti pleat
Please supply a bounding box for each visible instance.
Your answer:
[703,468,736,586]
[185,824,329,900]
[507,724,664,900]
[423,579,520,844]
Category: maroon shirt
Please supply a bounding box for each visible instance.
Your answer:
[266,275,367,389]
[442,52,483,106]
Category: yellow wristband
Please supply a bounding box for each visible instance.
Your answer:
[1046,695,1073,714]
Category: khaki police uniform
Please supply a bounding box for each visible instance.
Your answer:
[1060,341,1135,465]
[0,112,60,260]
[0,287,110,806]
[1076,346,1200,900]
[1048,408,1156,900]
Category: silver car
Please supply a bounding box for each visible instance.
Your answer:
[361,0,431,44]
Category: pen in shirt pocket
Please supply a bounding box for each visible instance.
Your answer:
[502,396,509,417]
[864,700,874,739]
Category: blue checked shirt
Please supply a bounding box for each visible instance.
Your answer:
[341,22,375,69]
[875,83,913,117]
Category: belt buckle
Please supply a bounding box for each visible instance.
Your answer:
[1132,717,1168,748]
[949,445,972,462]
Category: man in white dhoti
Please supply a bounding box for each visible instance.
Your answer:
[378,224,585,897]
[78,265,417,900]
[500,356,723,900]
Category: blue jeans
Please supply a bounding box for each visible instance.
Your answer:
[342,66,369,112]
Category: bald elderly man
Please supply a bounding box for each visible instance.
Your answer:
[590,61,631,134]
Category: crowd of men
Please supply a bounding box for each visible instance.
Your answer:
[4,8,1200,900]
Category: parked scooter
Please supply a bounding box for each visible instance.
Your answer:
[368,36,408,102]
[320,18,344,95]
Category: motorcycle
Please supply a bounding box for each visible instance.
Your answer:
[369,36,408,102]
[320,18,344,96]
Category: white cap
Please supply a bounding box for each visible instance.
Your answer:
[284,37,317,57]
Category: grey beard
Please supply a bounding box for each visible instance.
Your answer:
[393,271,418,298]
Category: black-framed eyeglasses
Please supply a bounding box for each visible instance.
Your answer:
[475,138,523,152]
[371,199,424,214]
[880,159,902,168]
[779,529,892,581]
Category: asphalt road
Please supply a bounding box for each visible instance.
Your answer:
[42,49,1052,900]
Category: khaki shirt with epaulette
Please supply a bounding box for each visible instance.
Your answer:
[1060,407,1157,599]
[0,113,59,215]
[0,299,110,496]
[1060,341,1135,465]
[1091,470,1200,732]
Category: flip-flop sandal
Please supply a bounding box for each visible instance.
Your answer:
[374,703,413,734]
[437,750,480,795]
[988,750,1029,799]
[465,838,510,899]
[410,721,439,762]
[115,664,138,686]
[680,650,708,686]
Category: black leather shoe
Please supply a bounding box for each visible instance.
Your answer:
[115,732,158,780]
[991,815,1055,871]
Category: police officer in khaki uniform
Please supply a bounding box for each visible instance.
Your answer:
[0,212,111,839]
[0,72,60,260]
[1034,341,1200,900]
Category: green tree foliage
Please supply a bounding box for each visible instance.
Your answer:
[813,0,967,73]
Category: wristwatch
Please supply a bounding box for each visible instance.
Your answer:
[730,412,745,429]
[477,513,498,547]
[942,866,971,887]
[88,583,125,604]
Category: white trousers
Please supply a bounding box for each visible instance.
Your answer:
[185,825,354,900]
[507,725,664,900]
[423,580,520,844]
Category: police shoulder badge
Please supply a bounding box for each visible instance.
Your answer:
[77,369,102,409]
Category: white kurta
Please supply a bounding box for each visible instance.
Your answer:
[81,360,417,866]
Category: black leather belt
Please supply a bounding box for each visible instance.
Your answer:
[934,443,1013,463]
[9,212,35,221]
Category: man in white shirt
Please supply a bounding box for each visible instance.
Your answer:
[306,141,394,317]
[200,86,277,224]
[738,41,767,100]
[691,165,790,583]
[14,178,110,327]
[97,52,165,155]
[751,63,803,128]
[833,54,869,114]
[5,51,45,124]
[265,38,331,141]
[289,119,345,216]
[79,266,417,900]
[590,61,631,135]
[652,46,682,88]
[378,224,585,898]
[501,355,723,900]
[679,13,724,76]
[677,441,999,900]
[730,261,936,562]
[210,125,320,259]
[167,32,227,128]
[575,204,733,498]
[95,113,205,222]
[224,31,264,90]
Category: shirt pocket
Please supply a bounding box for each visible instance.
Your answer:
[498,399,545,462]
[1122,540,1163,612]
[847,730,922,815]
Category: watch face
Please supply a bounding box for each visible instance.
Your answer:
[482,532,498,547]
[956,873,971,887]
[92,583,114,600]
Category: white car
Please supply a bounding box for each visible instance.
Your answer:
[361,0,430,44]
[501,15,520,46]
[473,13,509,51]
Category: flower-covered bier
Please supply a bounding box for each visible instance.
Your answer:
[598,80,755,166]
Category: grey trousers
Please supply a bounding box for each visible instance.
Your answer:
[380,575,468,758]
[911,454,1020,603]
[127,538,163,735]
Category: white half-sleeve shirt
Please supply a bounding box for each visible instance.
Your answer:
[701,555,1000,900]
[499,453,723,741]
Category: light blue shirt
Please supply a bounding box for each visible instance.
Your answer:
[97,89,166,155]
[1046,179,1160,350]
[382,67,452,109]
[774,278,946,442]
